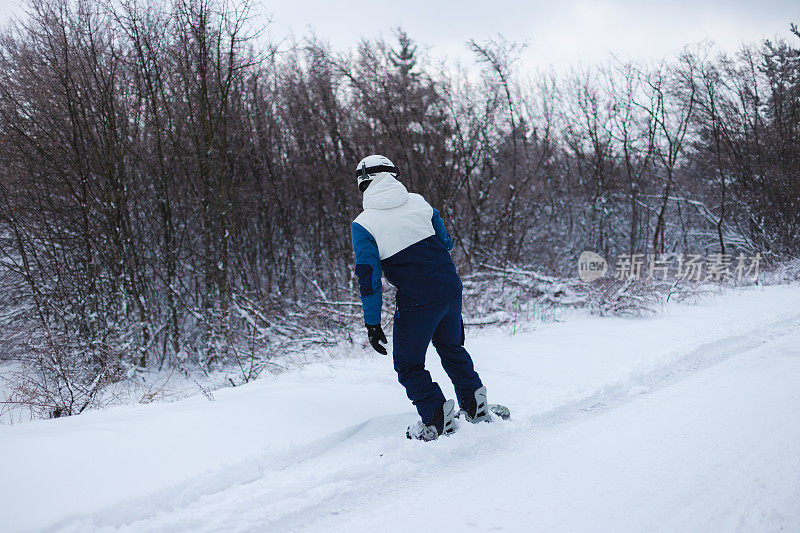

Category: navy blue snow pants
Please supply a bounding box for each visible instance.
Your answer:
[392,292,483,425]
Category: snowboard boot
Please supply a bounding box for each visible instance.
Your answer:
[461,386,491,423]
[406,399,457,441]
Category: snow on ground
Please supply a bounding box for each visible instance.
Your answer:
[1,285,800,532]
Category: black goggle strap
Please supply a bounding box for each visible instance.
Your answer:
[357,163,370,192]
[354,164,399,180]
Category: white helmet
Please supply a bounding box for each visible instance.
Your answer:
[355,154,398,192]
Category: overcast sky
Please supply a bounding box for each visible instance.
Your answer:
[1,0,797,70]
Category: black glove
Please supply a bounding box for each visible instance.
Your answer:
[366,323,387,355]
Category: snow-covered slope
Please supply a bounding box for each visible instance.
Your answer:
[2,286,800,532]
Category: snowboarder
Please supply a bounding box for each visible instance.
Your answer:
[350,154,491,441]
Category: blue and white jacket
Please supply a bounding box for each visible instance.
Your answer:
[351,173,462,325]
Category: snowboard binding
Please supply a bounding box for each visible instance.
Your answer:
[458,386,511,423]
[406,399,457,441]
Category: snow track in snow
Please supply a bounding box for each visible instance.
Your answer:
[531,310,800,428]
[3,285,800,532]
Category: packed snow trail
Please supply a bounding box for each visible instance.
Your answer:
[2,286,800,532]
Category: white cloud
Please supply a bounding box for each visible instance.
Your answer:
[2,0,797,70]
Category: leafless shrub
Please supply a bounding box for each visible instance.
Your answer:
[0,0,797,419]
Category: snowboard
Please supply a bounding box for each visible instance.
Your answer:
[457,403,511,421]
[488,403,511,420]
[407,403,511,441]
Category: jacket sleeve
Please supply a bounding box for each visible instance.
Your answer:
[431,208,453,251]
[351,222,383,325]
